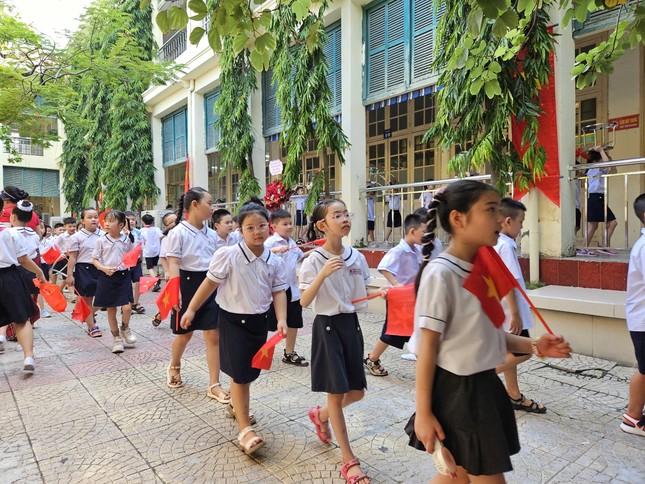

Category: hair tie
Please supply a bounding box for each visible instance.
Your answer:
[17,200,33,212]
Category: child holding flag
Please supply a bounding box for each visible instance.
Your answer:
[494,198,546,413]
[406,180,572,481]
[92,210,135,353]
[67,208,103,338]
[180,202,288,456]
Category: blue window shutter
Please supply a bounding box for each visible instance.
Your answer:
[174,109,187,161]
[162,107,187,167]
[412,0,445,83]
[162,115,174,166]
[366,4,386,97]
[204,89,220,151]
[41,169,59,197]
[324,23,342,115]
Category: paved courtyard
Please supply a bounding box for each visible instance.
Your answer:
[0,290,644,484]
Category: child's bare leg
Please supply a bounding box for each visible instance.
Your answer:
[368,339,389,362]
[83,296,98,330]
[121,303,132,326]
[106,308,119,335]
[385,227,392,242]
[203,329,224,389]
[169,332,192,379]
[149,267,157,278]
[133,282,140,305]
[626,370,645,420]
[497,353,544,411]
[285,327,298,354]
[13,321,34,358]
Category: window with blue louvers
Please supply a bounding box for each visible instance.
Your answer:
[204,89,220,151]
[2,166,60,197]
[161,107,187,167]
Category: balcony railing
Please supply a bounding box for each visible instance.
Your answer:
[3,138,44,156]
[159,28,187,62]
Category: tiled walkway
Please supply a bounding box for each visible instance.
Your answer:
[1,291,643,483]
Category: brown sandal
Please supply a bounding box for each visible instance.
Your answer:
[167,364,183,388]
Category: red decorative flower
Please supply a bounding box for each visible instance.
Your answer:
[264,180,291,211]
[575,148,589,160]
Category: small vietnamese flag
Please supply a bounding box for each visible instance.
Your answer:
[121,244,142,269]
[384,284,416,337]
[139,276,160,295]
[72,297,92,323]
[290,238,327,250]
[251,332,285,370]
[33,279,68,312]
[41,245,63,264]
[98,208,112,229]
[155,276,180,320]
[463,246,515,328]
[184,155,191,192]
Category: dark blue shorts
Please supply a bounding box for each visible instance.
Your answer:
[630,331,645,374]
[130,260,143,283]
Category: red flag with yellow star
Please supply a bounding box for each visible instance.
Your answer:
[463,246,515,328]
[155,276,179,320]
[252,332,285,370]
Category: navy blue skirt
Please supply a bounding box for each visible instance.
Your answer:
[219,308,269,384]
[0,266,37,326]
[171,270,219,334]
[94,270,133,308]
[311,313,366,394]
[74,263,100,297]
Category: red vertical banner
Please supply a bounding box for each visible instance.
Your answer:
[184,155,190,193]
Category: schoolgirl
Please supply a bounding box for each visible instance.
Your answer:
[125,211,145,314]
[164,188,229,404]
[92,210,136,354]
[0,198,46,372]
[406,180,572,482]
[299,199,381,484]
[67,208,103,337]
[180,202,288,455]
[151,212,177,327]
[37,224,53,318]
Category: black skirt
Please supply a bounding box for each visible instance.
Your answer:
[74,263,100,297]
[311,313,367,394]
[267,288,303,331]
[94,270,134,308]
[171,270,219,335]
[587,193,616,222]
[379,301,410,349]
[386,209,402,228]
[405,367,520,476]
[0,266,37,327]
[219,308,269,384]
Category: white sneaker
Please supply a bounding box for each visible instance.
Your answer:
[15,344,22,352]
[23,357,35,374]
[112,336,125,354]
[40,308,51,318]
[120,326,136,345]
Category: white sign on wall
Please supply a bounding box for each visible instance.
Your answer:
[269,159,284,176]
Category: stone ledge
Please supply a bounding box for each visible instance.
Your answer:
[526,285,626,319]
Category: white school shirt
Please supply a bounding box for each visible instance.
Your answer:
[299,246,371,316]
[385,194,401,210]
[494,233,533,331]
[207,242,288,314]
[292,194,307,211]
[92,234,134,269]
[139,225,164,258]
[409,253,507,376]
[39,235,54,255]
[378,239,422,286]
[419,191,433,209]
[55,231,75,253]
[69,228,104,263]
[626,229,645,332]
[165,221,217,272]
[265,233,304,301]
[575,180,581,210]
[159,236,169,259]
[0,228,27,267]
[367,197,375,222]
[586,167,608,194]
[215,231,237,252]
[10,227,39,259]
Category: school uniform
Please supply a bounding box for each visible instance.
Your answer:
[265,233,304,331]
[626,228,645,374]
[0,229,37,326]
[69,228,103,297]
[140,225,164,269]
[405,253,519,476]
[299,246,371,394]
[92,234,134,307]
[208,242,287,384]
[292,195,307,226]
[419,190,433,209]
[367,197,375,231]
[39,235,54,279]
[586,167,616,222]
[385,194,402,228]
[9,227,40,296]
[53,231,74,277]
[165,221,218,334]
[214,232,237,251]
[377,238,442,348]
[128,228,143,283]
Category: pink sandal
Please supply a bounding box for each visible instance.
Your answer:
[308,405,332,444]
[340,457,369,484]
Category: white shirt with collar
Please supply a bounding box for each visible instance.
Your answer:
[214,231,237,252]
[378,239,422,286]
[299,246,371,316]
[159,236,169,259]
[0,228,28,267]
[55,231,75,253]
[367,197,375,221]
[69,228,104,263]
[386,194,401,210]
[265,232,304,302]
[494,233,533,330]
[139,226,164,258]
[207,241,288,314]
[586,167,609,194]
[292,194,307,211]
[419,191,433,209]
[165,221,217,272]
[9,227,39,259]
[626,228,645,332]
[92,234,133,269]
[409,253,507,376]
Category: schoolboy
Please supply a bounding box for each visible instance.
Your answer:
[494,198,546,413]
[622,193,645,437]
[140,214,164,292]
[265,209,309,366]
[125,211,145,313]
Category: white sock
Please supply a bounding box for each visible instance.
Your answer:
[0,335,6,343]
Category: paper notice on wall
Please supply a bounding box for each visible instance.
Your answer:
[269,159,284,175]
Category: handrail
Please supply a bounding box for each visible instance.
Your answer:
[568,156,645,174]
[361,175,492,196]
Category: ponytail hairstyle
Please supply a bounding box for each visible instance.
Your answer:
[306,198,342,241]
[176,187,209,223]
[1,185,29,203]
[414,180,497,294]
[12,200,34,223]
[104,209,134,242]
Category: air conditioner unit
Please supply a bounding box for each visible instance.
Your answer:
[49,216,64,228]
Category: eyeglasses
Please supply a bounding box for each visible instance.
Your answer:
[242,223,270,233]
[329,212,354,222]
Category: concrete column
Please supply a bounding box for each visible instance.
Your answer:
[251,71,267,196]
[340,0,367,244]
[151,115,166,210]
[190,88,209,190]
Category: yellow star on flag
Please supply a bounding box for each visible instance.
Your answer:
[161,291,171,308]
[482,275,500,301]
[260,347,270,359]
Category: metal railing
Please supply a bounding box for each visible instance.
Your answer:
[3,138,44,156]
[159,28,187,62]
[569,156,645,250]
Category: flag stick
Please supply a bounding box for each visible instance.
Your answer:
[515,286,554,335]
[351,293,381,304]
[289,238,327,250]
